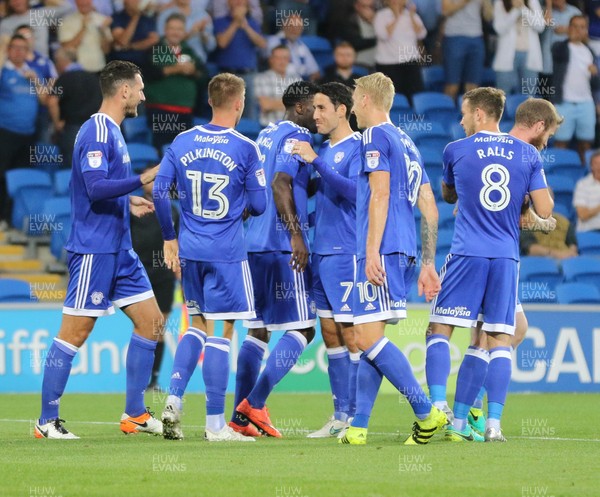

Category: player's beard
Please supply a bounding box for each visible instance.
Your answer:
[124,104,139,118]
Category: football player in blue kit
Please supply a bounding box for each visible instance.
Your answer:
[153,73,267,442]
[35,61,164,439]
[427,88,554,442]
[339,73,446,446]
[231,81,319,438]
[290,82,362,438]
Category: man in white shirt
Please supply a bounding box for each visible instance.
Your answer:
[59,0,113,72]
[574,151,600,232]
[254,45,301,126]
[266,14,320,81]
[552,15,599,163]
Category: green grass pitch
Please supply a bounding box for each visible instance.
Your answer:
[1,392,598,497]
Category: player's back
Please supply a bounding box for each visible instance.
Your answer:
[66,112,132,254]
[445,131,546,260]
[167,123,262,262]
[313,132,361,255]
[246,120,312,253]
[357,123,425,259]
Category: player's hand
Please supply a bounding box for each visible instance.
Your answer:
[290,232,309,272]
[140,165,159,185]
[163,239,181,277]
[418,263,441,302]
[291,141,318,164]
[365,251,385,286]
[130,195,154,217]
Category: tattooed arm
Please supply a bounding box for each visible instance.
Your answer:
[417,183,441,301]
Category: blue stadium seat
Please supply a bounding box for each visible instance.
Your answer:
[54,170,71,196]
[519,256,562,290]
[540,148,583,178]
[504,94,530,120]
[122,116,152,145]
[576,231,600,255]
[437,203,456,230]
[584,149,595,169]
[193,117,209,127]
[412,91,458,127]
[43,197,71,262]
[519,281,557,303]
[206,62,219,78]
[6,169,53,232]
[481,67,496,87]
[407,122,451,153]
[31,143,64,173]
[128,143,159,171]
[392,93,411,112]
[555,282,600,304]
[419,146,443,167]
[450,122,464,141]
[422,65,445,92]
[236,118,262,140]
[562,257,600,290]
[0,278,35,303]
[499,118,513,133]
[301,35,333,72]
[552,203,574,222]
[352,65,369,76]
[546,175,574,210]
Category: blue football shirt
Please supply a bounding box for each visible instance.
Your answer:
[312,131,361,255]
[443,131,548,260]
[156,123,266,262]
[65,113,134,254]
[356,122,429,259]
[246,120,313,253]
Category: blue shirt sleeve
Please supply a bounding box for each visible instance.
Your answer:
[528,151,549,192]
[244,144,267,215]
[312,156,357,202]
[442,143,455,186]
[362,127,391,174]
[153,148,177,240]
[275,130,312,178]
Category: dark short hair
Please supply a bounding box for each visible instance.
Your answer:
[282,81,318,109]
[165,12,186,25]
[335,41,354,51]
[13,24,32,34]
[8,34,28,47]
[463,87,506,122]
[270,44,290,55]
[99,60,142,98]
[317,82,353,119]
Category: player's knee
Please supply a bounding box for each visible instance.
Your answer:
[248,328,270,343]
[513,313,528,349]
[299,327,315,344]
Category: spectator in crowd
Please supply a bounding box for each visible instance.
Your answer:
[111,0,159,67]
[14,24,57,143]
[0,0,50,56]
[339,0,377,69]
[145,13,204,151]
[47,48,102,169]
[520,188,578,258]
[209,0,262,24]
[373,0,427,102]
[573,149,600,231]
[0,35,48,230]
[274,0,323,35]
[319,41,362,86]
[539,0,581,96]
[442,0,493,101]
[58,0,113,72]
[413,0,442,55]
[157,0,216,64]
[214,0,266,119]
[492,0,545,95]
[130,164,179,391]
[254,44,301,126]
[266,13,320,81]
[552,15,599,163]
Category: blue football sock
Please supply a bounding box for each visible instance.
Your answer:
[247,331,307,409]
[352,355,383,428]
[484,347,512,423]
[366,337,431,419]
[425,334,451,407]
[452,346,489,430]
[473,386,486,410]
[232,335,267,423]
[202,337,230,431]
[348,352,360,418]
[168,327,206,400]
[40,338,78,424]
[125,333,157,417]
[327,347,350,421]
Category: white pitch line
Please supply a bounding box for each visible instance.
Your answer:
[1,419,599,443]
